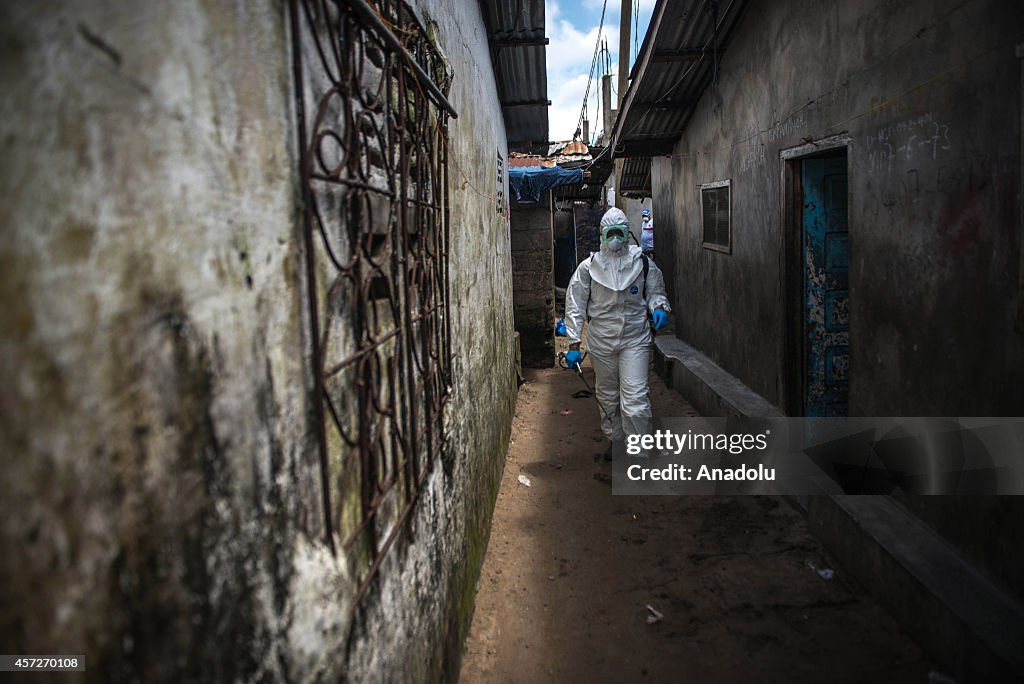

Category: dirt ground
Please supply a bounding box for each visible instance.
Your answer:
[459,362,931,683]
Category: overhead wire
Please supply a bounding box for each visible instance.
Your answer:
[589,39,613,146]
[574,0,611,141]
[633,0,640,64]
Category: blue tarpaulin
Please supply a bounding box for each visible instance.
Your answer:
[508,166,584,203]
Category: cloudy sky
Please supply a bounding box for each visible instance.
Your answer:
[546,0,656,143]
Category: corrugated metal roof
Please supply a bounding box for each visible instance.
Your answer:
[549,139,589,156]
[553,145,612,203]
[509,153,550,167]
[620,158,652,198]
[479,0,550,148]
[612,0,750,170]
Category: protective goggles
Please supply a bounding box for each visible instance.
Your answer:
[601,224,628,241]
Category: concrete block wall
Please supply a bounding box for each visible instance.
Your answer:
[0,1,515,681]
[511,194,555,367]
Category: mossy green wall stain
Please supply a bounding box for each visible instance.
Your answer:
[439,366,516,682]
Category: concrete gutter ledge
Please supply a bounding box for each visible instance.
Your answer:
[808,495,1024,682]
[653,334,783,418]
[653,333,1024,681]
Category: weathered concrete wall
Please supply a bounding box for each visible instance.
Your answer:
[653,0,1024,415]
[649,0,1024,636]
[511,194,555,367]
[0,4,309,680]
[0,1,515,681]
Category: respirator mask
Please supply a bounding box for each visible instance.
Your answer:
[601,224,628,252]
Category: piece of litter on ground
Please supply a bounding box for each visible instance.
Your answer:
[645,604,664,624]
[559,408,573,416]
[807,559,834,579]
[517,474,532,487]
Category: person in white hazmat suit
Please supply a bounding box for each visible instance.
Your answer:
[564,207,670,457]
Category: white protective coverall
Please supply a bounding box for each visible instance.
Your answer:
[565,208,671,444]
[641,215,655,252]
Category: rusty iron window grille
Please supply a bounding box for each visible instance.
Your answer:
[288,0,457,609]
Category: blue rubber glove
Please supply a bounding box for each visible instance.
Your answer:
[565,349,582,368]
[554,317,567,337]
[652,308,669,331]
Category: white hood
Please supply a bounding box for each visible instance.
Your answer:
[589,245,644,292]
[590,207,643,291]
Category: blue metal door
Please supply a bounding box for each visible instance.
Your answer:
[802,153,849,416]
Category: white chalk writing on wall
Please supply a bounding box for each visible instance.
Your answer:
[739,144,766,173]
[866,113,951,174]
[767,110,807,144]
[862,151,1014,222]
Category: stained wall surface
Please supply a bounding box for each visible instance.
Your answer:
[652,0,1023,415]
[0,1,515,681]
[648,0,1024,611]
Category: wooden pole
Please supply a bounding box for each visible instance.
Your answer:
[615,0,631,207]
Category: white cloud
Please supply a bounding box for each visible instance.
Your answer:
[547,9,615,77]
[548,72,589,143]
[546,0,620,141]
[544,0,654,141]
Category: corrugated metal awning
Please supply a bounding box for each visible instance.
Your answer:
[479,0,550,149]
[611,0,749,195]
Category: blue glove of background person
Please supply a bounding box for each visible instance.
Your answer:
[554,317,567,337]
[565,349,582,368]
[652,309,668,331]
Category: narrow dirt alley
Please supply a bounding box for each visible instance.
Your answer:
[459,362,931,683]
